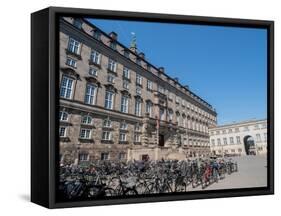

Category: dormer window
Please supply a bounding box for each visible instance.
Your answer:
[73,19,82,29]
[110,42,117,50]
[136,58,141,65]
[93,30,101,40]
[124,50,130,58]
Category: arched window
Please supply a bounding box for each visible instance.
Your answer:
[81,115,92,125]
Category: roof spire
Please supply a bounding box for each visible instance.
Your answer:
[130,32,137,53]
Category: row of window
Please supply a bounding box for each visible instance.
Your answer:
[211,123,267,135]
[59,125,141,143]
[65,35,215,121]
[60,75,212,123]
[75,152,126,161]
[211,133,267,146]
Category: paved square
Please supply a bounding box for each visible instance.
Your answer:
[190,155,267,191]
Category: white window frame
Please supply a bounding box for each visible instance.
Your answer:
[66,57,77,68]
[146,102,152,117]
[79,153,89,161]
[134,133,141,142]
[84,83,97,105]
[120,121,128,130]
[136,74,142,85]
[89,67,98,77]
[121,95,129,113]
[107,74,115,83]
[136,87,142,95]
[119,133,127,141]
[60,75,74,99]
[105,90,114,109]
[135,99,142,116]
[103,118,112,128]
[147,80,153,91]
[59,111,68,121]
[123,67,130,79]
[102,131,112,140]
[68,38,80,54]
[123,80,129,90]
[90,50,101,65]
[108,58,117,72]
[81,115,92,125]
[80,128,91,139]
[59,126,67,137]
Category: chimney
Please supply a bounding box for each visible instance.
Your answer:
[109,31,118,40]
[139,52,145,59]
[158,67,165,73]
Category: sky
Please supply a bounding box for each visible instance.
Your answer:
[87,18,267,125]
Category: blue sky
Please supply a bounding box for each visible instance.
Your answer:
[88,18,267,125]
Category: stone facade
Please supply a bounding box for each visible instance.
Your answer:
[59,17,217,164]
[209,119,267,156]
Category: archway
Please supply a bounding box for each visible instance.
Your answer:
[243,135,256,155]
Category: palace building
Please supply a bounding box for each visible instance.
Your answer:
[209,119,267,156]
[59,17,217,164]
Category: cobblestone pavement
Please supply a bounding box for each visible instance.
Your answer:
[189,155,267,191]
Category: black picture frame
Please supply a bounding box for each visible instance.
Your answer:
[31,6,274,209]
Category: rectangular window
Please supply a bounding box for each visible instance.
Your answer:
[256,133,261,142]
[136,74,142,85]
[79,154,88,161]
[123,80,129,90]
[101,153,109,160]
[107,74,115,83]
[84,84,97,105]
[119,133,127,141]
[160,108,165,121]
[66,57,77,68]
[147,80,153,91]
[120,122,128,130]
[68,38,80,54]
[102,131,112,140]
[60,76,73,99]
[136,87,142,95]
[236,136,241,144]
[59,111,68,121]
[80,128,91,139]
[59,127,66,137]
[121,96,129,113]
[211,139,215,146]
[134,134,141,142]
[223,138,227,145]
[123,67,130,79]
[103,119,112,128]
[118,153,126,160]
[264,133,267,141]
[135,100,142,116]
[108,58,117,72]
[158,85,165,94]
[135,124,141,131]
[230,137,234,144]
[89,68,98,77]
[217,138,221,146]
[90,50,101,65]
[146,102,152,117]
[105,91,114,109]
